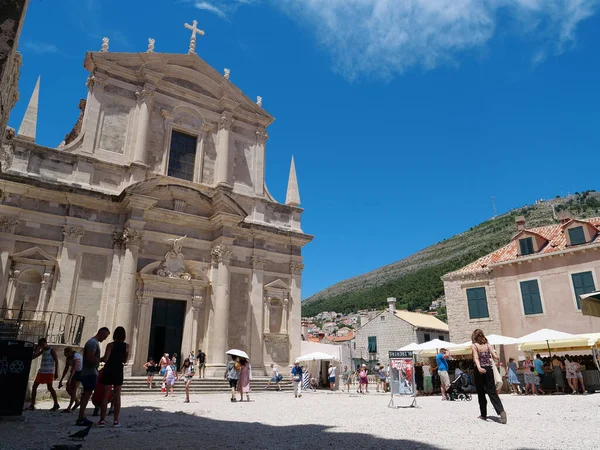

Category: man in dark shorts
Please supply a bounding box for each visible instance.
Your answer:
[197,349,206,379]
[76,327,110,426]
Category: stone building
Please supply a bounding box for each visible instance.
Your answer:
[352,298,449,366]
[0,0,29,145]
[443,215,600,360]
[0,32,312,376]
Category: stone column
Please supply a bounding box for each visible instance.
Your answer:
[0,216,18,309]
[191,294,203,355]
[115,229,143,361]
[205,245,232,375]
[281,298,289,334]
[254,129,267,196]
[249,256,265,373]
[131,287,151,372]
[49,226,85,313]
[216,113,233,186]
[264,297,271,334]
[5,269,20,313]
[36,272,52,312]
[132,87,154,165]
[289,262,304,365]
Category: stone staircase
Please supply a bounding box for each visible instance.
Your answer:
[121,376,292,395]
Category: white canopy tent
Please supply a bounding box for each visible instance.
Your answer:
[295,352,338,363]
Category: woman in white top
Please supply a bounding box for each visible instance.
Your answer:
[422,362,433,395]
[59,347,83,412]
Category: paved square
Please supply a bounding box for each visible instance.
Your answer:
[1,391,598,449]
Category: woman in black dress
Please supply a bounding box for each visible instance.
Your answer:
[99,326,129,427]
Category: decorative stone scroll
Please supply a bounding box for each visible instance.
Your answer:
[86,75,108,90]
[211,245,233,265]
[0,216,19,234]
[191,294,203,311]
[251,256,266,270]
[136,288,152,305]
[256,129,268,144]
[113,231,126,250]
[290,262,304,275]
[123,228,144,248]
[219,114,233,131]
[157,236,191,280]
[135,88,154,103]
[63,226,85,244]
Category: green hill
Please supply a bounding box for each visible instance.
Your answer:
[301,191,600,318]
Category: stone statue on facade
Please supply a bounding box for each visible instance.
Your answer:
[157,235,191,280]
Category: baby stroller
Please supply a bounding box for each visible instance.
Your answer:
[446,373,472,401]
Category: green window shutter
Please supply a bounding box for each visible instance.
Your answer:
[572,272,596,309]
[368,336,377,353]
[466,287,489,319]
[519,237,534,255]
[520,280,543,315]
[568,227,586,246]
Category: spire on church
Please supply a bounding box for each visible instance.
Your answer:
[17,76,40,142]
[285,156,301,207]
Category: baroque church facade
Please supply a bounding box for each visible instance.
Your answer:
[0,37,312,376]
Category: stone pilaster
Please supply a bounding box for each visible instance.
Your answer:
[254,129,268,196]
[250,256,266,373]
[49,227,85,313]
[216,113,233,186]
[130,287,151,373]
[133,86,154,165]
[82,74,108,153]
[0,217,18,309]
[190,294,203,357]
[205,244,232,375]
[114,228,143,354]
[289,261,303,365]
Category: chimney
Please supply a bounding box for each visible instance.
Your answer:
[515,216,526,231]
[387,297,397,313]
[557,210,572,225]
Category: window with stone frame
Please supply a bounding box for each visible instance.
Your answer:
[167,130,197,181]
[424,333,431,342]
[571,271,596,310]
[368,336,377,353]
[466,287,489,319]
[439,335,445,341]
[568,226,586,246]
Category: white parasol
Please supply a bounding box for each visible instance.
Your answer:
[226,349,249,359]
[516,328,575,357]
[398,342,421,352]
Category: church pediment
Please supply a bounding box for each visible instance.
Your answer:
[264,279,290,292]
[11,246,57,266]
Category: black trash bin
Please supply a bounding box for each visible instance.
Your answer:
[0,340,35,416]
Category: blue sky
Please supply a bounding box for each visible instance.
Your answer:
[10,0,600,299]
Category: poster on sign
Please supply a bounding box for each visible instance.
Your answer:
[388,351,417,408]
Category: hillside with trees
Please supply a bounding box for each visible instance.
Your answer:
[302,191,600,318]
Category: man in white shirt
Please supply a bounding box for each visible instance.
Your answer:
[328,365,337,391]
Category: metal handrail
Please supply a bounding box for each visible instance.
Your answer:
[0,305,85,346]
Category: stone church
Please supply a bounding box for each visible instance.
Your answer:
[0,32,312,376]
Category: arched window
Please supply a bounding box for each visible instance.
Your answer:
[14,270,42,311]
[269,298,283,334]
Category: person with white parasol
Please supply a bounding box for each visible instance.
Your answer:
[225,349,248,402]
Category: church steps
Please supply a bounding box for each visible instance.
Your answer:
[121,377,293,395]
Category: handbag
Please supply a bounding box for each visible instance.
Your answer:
[489,345,503,390]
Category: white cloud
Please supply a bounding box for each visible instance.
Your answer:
[22,41,59,54]
[192,0,256,20]
[272,0,598,80]
[195,1,228,19]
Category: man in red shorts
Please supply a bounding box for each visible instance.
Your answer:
[28,338,60,411]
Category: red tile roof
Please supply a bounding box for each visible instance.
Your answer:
[445,217,600,278]
[327,331,355,342]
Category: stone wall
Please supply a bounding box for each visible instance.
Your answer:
[0,0,28,145]
[74,253,108,338]
[444,274,502,344]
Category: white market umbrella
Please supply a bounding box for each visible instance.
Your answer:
[226,349,249,359]
[413,339,462,351]
[295,352,338,363]
[479,334,518,346]
[516,329,575,357]
[398,342,421,352]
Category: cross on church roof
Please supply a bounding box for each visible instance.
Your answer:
[184,20,205,55]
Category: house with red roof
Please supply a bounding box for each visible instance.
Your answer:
[442,215,600,355]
